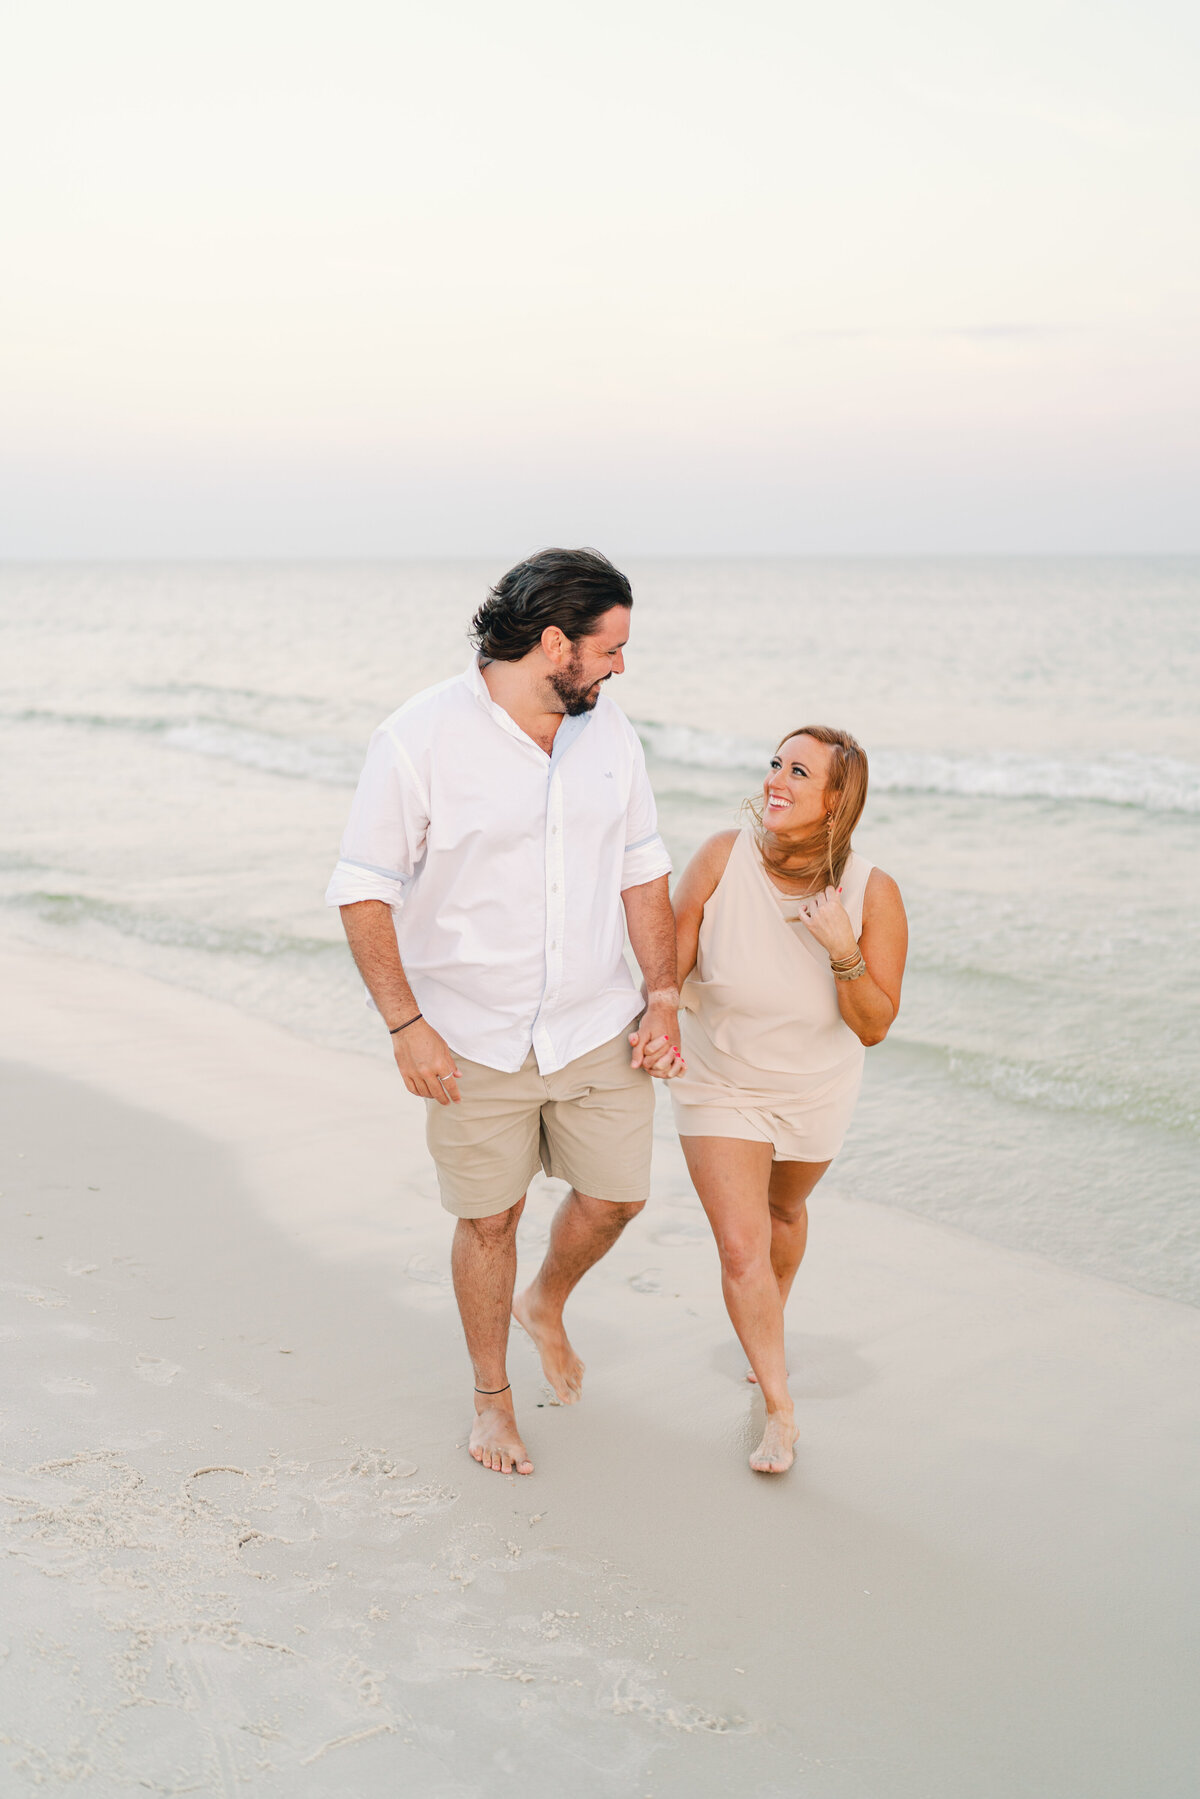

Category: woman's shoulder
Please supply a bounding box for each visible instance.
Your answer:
[698,827,743,879]
[862,863,904,916]
[676,828,744,906]
[704,826,742,856]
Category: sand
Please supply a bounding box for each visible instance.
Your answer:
[1,939,1197,1797]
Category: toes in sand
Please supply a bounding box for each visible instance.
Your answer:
[512,1285,585,1404]
[749,1411,799,1475]
[468,1400,533,1475]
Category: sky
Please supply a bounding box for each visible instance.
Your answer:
[1,0,1197,556]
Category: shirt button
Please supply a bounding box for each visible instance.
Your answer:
[551,826,558,835]
[551,884,558,893]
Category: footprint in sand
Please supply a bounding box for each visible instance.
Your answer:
[343,1449,419,1480]
[405,1254,449,1286]
[211,1381,266,1410]
[629,1269,663,1294]
[134,1354,182,1386]
[650,1222,710,1247]
[43,1375,96,1395]
[0,1280,67,1308]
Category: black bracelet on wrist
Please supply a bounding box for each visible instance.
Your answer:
[389,1011,423,1035]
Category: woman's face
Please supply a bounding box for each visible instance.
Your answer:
[763,733,834,835]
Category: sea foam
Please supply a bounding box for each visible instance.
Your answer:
[634,720,1200,814]
[10,701,1199,813]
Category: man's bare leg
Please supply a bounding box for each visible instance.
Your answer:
[513,1189,644,1403]
[451,1198,533,1474]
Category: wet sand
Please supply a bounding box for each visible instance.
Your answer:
[1,941,1197,1797]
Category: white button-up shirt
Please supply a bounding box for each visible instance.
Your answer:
[325,658,672,1074]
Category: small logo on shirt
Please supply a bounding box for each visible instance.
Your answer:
[603,770,613,779]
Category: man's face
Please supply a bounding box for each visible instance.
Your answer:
[548,606,630,715]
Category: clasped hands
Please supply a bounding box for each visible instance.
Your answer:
[629,996,686,1081]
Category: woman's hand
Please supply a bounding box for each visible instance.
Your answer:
[635,1033,687,1079]
[792,886,858,962]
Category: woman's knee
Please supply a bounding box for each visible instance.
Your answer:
[768,1197,808,1229]
[718,1234,772,1283]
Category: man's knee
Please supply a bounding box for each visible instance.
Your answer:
[460,1196,525,1245]
[574,1190,645,1228]
[769,1197,808,1228]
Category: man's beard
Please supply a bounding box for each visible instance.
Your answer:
[548,649,605,717]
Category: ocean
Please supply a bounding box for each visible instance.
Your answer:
[3,558,1198,1304]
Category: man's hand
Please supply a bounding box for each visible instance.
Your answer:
[392,1018,462,1104]
[629,995,685,1081]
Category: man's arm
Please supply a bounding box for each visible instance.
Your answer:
[622,875,684,1079]
[340,900,462,1105]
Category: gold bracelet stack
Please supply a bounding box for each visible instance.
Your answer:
[830,948,867,982]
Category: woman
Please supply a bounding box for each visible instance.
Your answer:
[667,725,907,1475]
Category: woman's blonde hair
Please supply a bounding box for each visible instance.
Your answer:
[746,724,869,890]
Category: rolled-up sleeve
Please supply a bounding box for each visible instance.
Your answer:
[620,737,672,891]
[324,727,427,909]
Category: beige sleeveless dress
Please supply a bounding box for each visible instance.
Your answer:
[670,827,874,1161]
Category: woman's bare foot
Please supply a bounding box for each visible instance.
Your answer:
[469,1394,533,1475]
[512,1284,585,1403]
[746,1366,789,1384]
[749,1409,799,1474]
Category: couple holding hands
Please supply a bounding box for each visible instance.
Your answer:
[327,549,907,1477]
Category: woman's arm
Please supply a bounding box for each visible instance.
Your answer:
[793,867,908,1047]
[672,831,738,986]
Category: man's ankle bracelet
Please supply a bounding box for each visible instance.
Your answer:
[475,1382,511,1396]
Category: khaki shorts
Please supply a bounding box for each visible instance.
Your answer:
[425,1029,655,1219]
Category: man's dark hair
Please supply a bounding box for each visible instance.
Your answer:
[469,548,633,662]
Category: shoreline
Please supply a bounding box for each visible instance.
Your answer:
[2,940,1197,1795]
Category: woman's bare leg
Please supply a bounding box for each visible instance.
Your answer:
[743,1158,831,1381]
[680,1135,798,1473]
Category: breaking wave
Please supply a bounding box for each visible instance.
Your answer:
[4,705,362,785]
[892,1037,1199,1136]
[8,702,1199,812]
[3,890,340,961]
[634,721,1200,814]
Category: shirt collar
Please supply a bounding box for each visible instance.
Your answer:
[465,655,525,742]
[464,655,599,756]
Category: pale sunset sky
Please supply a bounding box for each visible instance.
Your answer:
[2,0,1197,556]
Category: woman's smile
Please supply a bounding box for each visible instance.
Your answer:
[762,733,837,835]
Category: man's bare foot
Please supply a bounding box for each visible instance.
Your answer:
[746,1366,789,1384]
[512,1284,585,1404]
[469,1395,533,1475]
[749,1410,799,1474]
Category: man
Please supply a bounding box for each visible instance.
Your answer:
[326,548,683,1477]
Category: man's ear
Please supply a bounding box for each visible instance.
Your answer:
[540,625,570,665]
